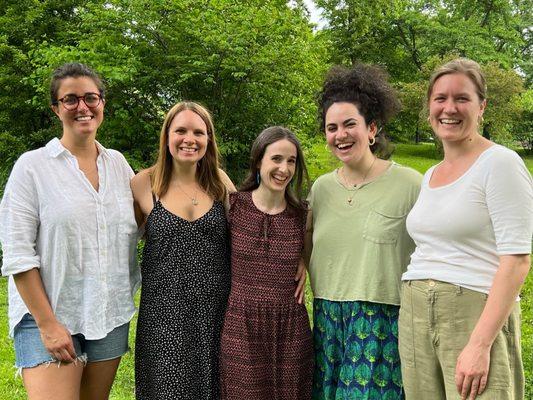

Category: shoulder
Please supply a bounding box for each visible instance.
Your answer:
[15,147,47,167]
[131,168,153,197]
[131,168,152,188]
[105,148,127,162]
[104,148,132,169]
[218,168,236,193]
[229,190,247,206]
[311,171,336,189]
[482,145,525,168]
[8,147,48,180]
[389,163,423,186]
[101,148,135,180]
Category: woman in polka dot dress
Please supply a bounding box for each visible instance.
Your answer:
[131,101,235,399]
[220,126,314,399]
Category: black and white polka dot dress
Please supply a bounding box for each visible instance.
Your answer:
[135,199,230,400]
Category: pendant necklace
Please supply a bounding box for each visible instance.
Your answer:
[176,182,199,206]
[340,156,377,206]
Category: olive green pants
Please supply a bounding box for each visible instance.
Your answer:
[399,280,524,400]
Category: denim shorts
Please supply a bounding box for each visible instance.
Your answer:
[14,314,130,369]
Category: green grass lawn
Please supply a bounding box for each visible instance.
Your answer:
[0,142,531,399]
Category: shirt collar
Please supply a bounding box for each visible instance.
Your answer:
[46,137,109,158]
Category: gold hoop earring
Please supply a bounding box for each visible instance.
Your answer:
[369,136,376,146]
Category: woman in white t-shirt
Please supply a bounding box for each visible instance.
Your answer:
[0,63,139,400]
[399,58,532,400]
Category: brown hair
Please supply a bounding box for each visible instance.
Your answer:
[240,126,309,214]
[50,63,105,105]
[427,58,487,103]
[151,101,226,201]
[317,63,400,159]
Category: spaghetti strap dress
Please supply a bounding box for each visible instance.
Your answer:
[220,191,314,400]
[135,197,230,400]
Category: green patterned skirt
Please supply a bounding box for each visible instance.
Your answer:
[312,299,404,400]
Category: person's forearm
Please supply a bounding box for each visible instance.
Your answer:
[469,255,530,348]
[13,268,57,329]
[303,211,313,268]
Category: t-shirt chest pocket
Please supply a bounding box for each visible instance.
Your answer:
[363,209,406,245]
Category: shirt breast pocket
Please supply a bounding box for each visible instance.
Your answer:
[363,209,405,245]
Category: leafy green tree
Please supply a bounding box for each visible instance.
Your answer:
[1,0,327,189]
[514,89,533,153]
[314,0,530,144]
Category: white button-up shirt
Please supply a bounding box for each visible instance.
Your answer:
[0,138,140,339]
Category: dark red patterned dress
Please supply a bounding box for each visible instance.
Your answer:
[220,191,314,400]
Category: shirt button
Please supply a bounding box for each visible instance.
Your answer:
[428,280,436,287]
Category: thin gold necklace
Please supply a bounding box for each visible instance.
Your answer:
[176,182,199,206]
[340,156,377,206]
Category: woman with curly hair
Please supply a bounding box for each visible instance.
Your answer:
[306,63,422,399]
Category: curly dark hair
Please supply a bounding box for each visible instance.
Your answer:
[317,63,401,159]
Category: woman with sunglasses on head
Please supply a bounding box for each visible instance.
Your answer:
[131,101,236,399]
[0,63,140,400]
[399,58,532,400]
[306,63,422,399]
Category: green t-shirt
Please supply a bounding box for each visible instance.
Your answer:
[308,162,422,305]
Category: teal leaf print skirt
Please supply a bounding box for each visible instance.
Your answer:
[312,299,404,400]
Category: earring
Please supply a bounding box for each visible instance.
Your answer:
[369,136,376,146]
[256,172,261,185]
[324,143,330,151]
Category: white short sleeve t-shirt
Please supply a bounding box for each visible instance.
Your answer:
[402,145,532,294]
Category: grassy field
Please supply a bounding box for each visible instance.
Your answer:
[0,142,531,399]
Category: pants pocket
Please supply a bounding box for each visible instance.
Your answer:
[398,283,415,367]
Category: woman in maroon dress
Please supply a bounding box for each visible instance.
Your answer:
[220,126,314,399]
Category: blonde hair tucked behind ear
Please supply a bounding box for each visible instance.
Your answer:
[150,101,226,201]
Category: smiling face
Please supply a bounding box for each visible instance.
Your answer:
[167,109,208,165]
[52,77,104,140]
[428,72,486,143]
[258,139,297,194]
[325,102,376,166]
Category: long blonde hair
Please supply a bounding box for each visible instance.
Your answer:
[151,101,226,201]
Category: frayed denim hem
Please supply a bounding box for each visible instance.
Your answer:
[15,353,88,378]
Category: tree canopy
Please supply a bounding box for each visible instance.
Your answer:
[1,0,531,193]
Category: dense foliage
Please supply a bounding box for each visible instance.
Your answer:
[316,0,532,145]
[0,0,327,188]
[1,0,531,191]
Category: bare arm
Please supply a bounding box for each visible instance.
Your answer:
[455,254,530,400]
[303,210,313,268]
[14,269,76,362]
[130,169,153,229]
[294,210,313,304]
[219,168,237,214]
